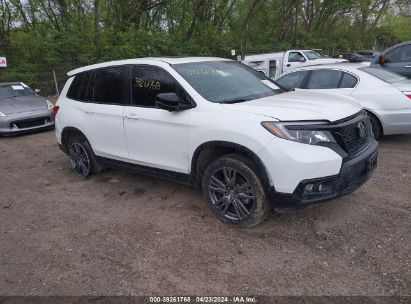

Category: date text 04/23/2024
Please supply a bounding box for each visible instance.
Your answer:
[149,296,257,303]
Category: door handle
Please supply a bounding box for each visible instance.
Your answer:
[126,113,139,119]
[286,64,291,67]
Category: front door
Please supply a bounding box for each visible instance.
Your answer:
[123,65,192,173]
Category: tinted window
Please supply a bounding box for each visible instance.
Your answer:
[173,61,283,103]
[92,67,125,104]
[67,74,84,100]
[132,66,180,107]
[288,52,305,63]
[276,71,308,89]
[67,72,92,101]
[340,73,358,88]
[307,70,343,89]
[386,45,411,63]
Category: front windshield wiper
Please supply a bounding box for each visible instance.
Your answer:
[220,98,249,104]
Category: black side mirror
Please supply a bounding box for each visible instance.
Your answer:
[155,93,180,112]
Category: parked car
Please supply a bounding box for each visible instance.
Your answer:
[372,40,411,78]
[55,58,378,227]
[242,49,347,78]
[333,53,369,62]
[0,82,55,135]
[357,50,379,60]
[275,63,411,138]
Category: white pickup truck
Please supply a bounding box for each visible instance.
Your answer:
[242,49,347,78]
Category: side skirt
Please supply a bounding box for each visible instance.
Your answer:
[95,156,193,186]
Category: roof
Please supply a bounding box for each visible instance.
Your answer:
[67,57,231,76]
[290,62,371,72]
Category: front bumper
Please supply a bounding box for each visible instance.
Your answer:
[269,139,378,208]
[0,109,54,135]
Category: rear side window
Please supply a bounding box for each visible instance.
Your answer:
[132,66,179,107]
[340,73,358,88]
[276,71,308,90]
[67,72,92,101]
[92,67,125,104]
[306,70,342,89]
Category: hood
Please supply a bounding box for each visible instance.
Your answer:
[221,90,362,122]
[0,95,47,115]
[310,58,347,64]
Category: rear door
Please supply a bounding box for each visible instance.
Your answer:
[83,66,128,159]
[383,44,411,78]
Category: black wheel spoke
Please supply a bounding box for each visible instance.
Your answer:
[69,143,90,177]
[208,166,255,222]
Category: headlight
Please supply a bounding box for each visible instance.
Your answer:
[46,99,54,111]
[261,121,336,145]
[0,112,6,117]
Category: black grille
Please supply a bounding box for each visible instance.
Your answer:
[10,117,49,129]
[331,116,370,155]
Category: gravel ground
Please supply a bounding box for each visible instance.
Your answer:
[0,130,410,296]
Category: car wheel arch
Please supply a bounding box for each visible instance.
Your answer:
[364,109,384,137]
[61,127,91,150]
[190,141,272,189]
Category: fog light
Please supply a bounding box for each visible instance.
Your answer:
[304,181,333,194]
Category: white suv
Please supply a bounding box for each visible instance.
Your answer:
[54,57,378,227]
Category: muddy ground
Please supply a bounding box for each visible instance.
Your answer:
[0,130,410,296]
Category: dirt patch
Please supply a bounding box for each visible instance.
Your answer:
[0,131,410,296]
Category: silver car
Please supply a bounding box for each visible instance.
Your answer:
[0,82,55,135]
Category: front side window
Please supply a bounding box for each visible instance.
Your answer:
[306,70,343,89]
[385,45,411,63]
[132,66,183,107]
[173,61,283,103]
[92,67,125,104]
[276,71,308,90]
[360,67,406,84]
[288,52,305,63]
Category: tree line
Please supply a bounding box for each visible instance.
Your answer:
[0,0,410,94]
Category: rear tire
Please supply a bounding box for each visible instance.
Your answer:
[67,135,102,178]
[202,154,271,228]
[369,113,382,139]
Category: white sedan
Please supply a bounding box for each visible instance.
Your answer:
[274,63,411,138]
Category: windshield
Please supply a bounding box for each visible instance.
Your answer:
[172,61,283,103]
[303,51,321,60]
[360,67,407,84]
[0,84,35,100]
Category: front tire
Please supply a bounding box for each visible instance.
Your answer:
[202,154,271,227]
[67,136,101,178]
[369,113,382,139]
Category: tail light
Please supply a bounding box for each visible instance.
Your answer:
[403,92,411,100]
[53,105,60,115]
